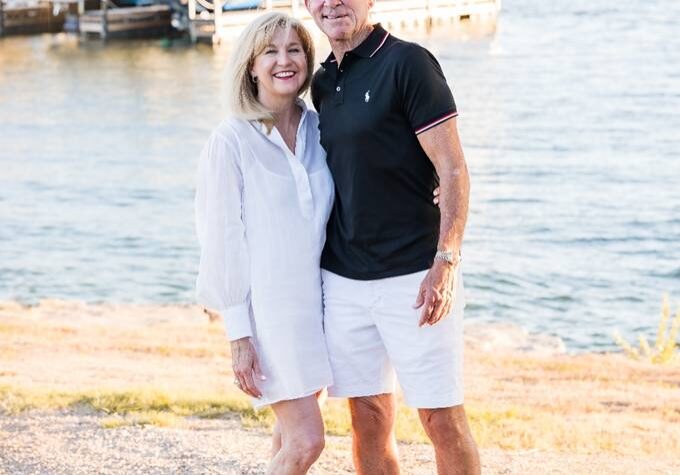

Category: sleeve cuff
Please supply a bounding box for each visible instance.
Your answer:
[414,110,458,135]
[220,303,253,341]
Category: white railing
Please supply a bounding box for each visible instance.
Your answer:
[189,0,300,20]
[188,0,501,42]
[189,0,499,22]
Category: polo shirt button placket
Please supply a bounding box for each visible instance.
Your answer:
[334,56,346,105]
[334,81,344,105]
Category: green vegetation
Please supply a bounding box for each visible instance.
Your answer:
[101,411,184,428]
[0,385,252,427]
[613,294,680,364]
[0,384,533,447]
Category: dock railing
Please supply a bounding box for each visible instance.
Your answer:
[188,0,501,43]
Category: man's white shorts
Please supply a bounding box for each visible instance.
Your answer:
[321,265,466,409]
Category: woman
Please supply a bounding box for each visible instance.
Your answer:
[194,13,333,474]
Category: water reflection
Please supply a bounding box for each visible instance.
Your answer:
[1,1,679,351]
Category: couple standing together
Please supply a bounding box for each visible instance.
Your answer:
[195,1,479,473]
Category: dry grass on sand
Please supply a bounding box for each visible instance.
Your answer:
[1,300,679,474]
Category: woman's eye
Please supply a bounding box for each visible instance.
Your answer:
[265,49,276,55]
[289,48,301,53]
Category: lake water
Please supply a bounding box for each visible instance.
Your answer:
[1,0,678,351]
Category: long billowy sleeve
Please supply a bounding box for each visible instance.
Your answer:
[195,130,252,341]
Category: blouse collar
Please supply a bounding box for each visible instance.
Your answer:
[251,98,308,137]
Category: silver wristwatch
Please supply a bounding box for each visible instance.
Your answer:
[434,250,461,267]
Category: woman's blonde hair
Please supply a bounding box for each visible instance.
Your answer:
[225,12,315,124]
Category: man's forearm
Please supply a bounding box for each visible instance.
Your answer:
[436,161,470,254]
[416,117,470,256]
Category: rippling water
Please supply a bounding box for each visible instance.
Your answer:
[1,0,678,350]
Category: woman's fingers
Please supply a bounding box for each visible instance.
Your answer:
[235,367,261,398]
[231,338,263,398]
[242,369,262,398]
[252,353,266,382]
[234,373,251,397]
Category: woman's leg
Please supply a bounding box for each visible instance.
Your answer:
[270,390,326,460]
[271,422,282,458]
[267,395,325,475]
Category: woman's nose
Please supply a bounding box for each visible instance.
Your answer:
[277,51,292,65]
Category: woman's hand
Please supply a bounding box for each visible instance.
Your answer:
[231,337,266,398]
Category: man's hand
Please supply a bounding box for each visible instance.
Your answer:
[413,260,458,326]
[231,337,266,398]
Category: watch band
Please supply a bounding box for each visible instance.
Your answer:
[434,250,462,267]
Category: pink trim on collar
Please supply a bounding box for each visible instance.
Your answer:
[369,31,390,58]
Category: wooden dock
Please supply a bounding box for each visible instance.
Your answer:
[0,1,66,36]
[79,2,171,39]
[188,0,502,44]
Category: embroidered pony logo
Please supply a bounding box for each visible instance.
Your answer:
[365,90,371,103]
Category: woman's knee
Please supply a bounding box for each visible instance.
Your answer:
[287,432,325,465]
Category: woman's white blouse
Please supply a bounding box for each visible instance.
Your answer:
[195,101,334,343]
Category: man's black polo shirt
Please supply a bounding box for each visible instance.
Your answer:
[312,24,457,280]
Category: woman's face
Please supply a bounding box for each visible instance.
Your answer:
[251,27,307,106]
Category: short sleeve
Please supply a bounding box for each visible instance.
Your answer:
[311,70,323,112]
[396,45,458,135]
[194,130,253,341]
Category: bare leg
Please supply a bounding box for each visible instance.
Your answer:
[348,394,400,475]
[418,405,480,475]
[271,390,325,460]
[267,395,325,475]
[271,422,282,459]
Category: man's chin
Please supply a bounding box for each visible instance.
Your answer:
[324,29,353,42]
[320,22,353,40]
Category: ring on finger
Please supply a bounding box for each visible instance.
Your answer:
[233,379,241,387]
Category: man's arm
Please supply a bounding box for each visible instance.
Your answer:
[413,117,470,326]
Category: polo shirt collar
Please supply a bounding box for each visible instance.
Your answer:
[321,23,390,66]
[352,23,390,58]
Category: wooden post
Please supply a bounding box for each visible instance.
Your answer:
[188,0,196,21]
[213,0,222,45]
[0,0,5,38]
[101,0,108,40]
[291,0,299,17]
[265,0,273,12]
[188,0,196,42]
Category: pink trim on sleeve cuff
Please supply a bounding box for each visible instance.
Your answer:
[415,111,459,135]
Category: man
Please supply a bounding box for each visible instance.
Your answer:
[305,1,480,474]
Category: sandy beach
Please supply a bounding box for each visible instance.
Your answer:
[1,300,679,474]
